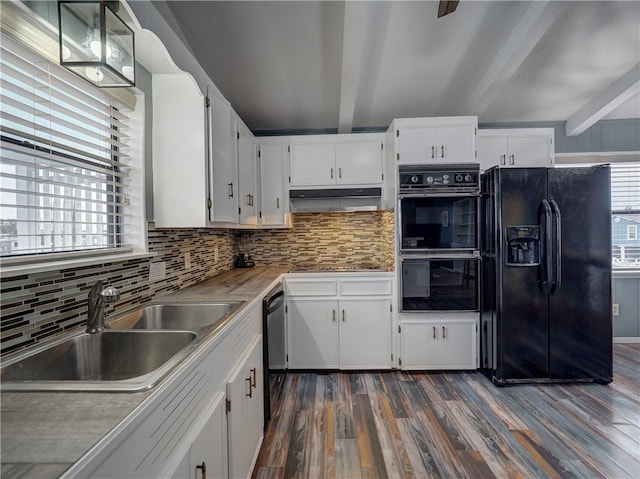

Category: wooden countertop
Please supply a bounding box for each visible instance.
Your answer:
[0,266,288,479]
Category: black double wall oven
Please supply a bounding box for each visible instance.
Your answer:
[398,164,481,312]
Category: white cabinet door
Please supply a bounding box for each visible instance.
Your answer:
[397,127,438,164]
[507,135,552,167]
[209,93,239,223]
[477,136,508,171]
[226,336,263,479]
[237,120,258,226]
[289,142,335,186]
[438,322,477,369]
[259,143,289,226]
[339,298,391,369]
[436,125,476,164]
[188,392,228,479]
[287,298,339,368]
[400,322,439,369]
[335,141,383,185]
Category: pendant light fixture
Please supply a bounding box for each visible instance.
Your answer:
[58,1,135,87]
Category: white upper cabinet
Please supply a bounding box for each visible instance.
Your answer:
[152,73,208,228]
[258,141,290,227]
[236,117,258,226]
[289,142,335,187]
[208,92,239,224]
[477,128,555,171]
[389,117,478,165]
[335,140,383,185]
[289,134,384,188]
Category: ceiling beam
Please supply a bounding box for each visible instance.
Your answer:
[565,63,640,136]
[337,1,366,134]
[461,1,565,117]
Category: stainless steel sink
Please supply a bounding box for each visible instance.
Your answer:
[132,302,243,331]
[0,330,197,392]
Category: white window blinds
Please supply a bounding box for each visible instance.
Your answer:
[611,161,640,268]
[0,36,133,258]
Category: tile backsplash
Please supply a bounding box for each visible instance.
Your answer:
[249,211,395,270]
[1,211,395,356]
[0,225,235,356]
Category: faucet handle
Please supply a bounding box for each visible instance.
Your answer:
[100,286,120,303]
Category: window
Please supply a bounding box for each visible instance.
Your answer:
[0,36,134,259]
[611,162,640,268]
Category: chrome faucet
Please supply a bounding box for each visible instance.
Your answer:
[86,281,121,334]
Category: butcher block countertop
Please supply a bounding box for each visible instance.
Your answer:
[0,266,288,479]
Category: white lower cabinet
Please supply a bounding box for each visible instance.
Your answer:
[287,298,339,368]
[400,320,477,370]
[226,335,263,479]
[170,392,228,479]
[285,274,393,370]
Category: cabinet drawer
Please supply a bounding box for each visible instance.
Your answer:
[339,278,392,296]
[286,279,338,296]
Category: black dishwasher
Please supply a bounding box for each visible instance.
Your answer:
[262,282,285,426]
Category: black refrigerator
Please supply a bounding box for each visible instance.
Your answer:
[480,165,613,385]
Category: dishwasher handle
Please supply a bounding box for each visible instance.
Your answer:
[265,289,285,314]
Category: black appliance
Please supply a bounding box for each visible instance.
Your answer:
[398,164,480,253]
[262,282,285,426]
[481,165,612,385]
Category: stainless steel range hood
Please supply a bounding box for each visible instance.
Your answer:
[289,187,382,213]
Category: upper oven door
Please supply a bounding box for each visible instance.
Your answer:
[400,255,480,312]
[398,194,479,253]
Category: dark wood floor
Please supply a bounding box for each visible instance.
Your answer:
[253,343,640,479]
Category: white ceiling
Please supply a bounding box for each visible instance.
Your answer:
[159,0,640,134]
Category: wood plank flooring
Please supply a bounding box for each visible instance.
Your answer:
[253,344,640,479]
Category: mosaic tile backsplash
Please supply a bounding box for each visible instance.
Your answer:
[1,211,394,356]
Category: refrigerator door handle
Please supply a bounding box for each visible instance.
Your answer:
[549,199,562,295]
[537,199,553,295]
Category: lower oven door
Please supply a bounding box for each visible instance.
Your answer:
[400,255,480,312]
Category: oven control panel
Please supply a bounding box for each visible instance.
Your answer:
[399,165,479,190]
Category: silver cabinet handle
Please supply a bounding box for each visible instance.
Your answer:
[433,326,436,339]
[501,154,506,165]
[196,462,206,479]
[342,310,345,322]
[338,167,342,178]
[330,167,334,179]
[228,182,234,198]
[509,154,515,165]
[332,309,336,322]
[431,145,435,158]
[251,367,257,387]
[276,197,280,209]
[442,326,446,339]
[246,376,253,398]
[441,145,445,158]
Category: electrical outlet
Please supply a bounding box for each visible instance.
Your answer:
[185,252,191,270]
[612,303,619,316]
[214,245,219,262]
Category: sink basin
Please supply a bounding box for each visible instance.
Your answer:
[0,330,197,392]
[132,302,243,331]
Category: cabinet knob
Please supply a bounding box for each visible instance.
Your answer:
[196,462,207,479]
